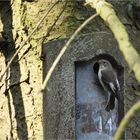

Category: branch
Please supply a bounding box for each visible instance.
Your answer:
[41,1,67,44]
[114,101,140,140]
[85,0,140,83]
[0,0,59,82]
[41,13,98,91]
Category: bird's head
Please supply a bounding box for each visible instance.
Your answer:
[98,59,112,69]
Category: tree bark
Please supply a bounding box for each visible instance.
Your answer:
[0,0,76,139]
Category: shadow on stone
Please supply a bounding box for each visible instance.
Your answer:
[0,2,28,139]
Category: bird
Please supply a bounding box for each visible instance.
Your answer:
[97,59,120,112]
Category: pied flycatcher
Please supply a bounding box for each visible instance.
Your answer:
[97,59,120,111]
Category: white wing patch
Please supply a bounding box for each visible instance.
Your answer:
[109,82,116,93]
[116,79,120,91]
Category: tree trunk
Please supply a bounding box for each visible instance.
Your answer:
[0,0,80,139]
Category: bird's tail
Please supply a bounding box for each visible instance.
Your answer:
[105,94,115,112]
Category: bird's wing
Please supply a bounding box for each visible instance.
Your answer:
[116,79,120,91]
[101,69,116,83]
[100,69,120,93]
